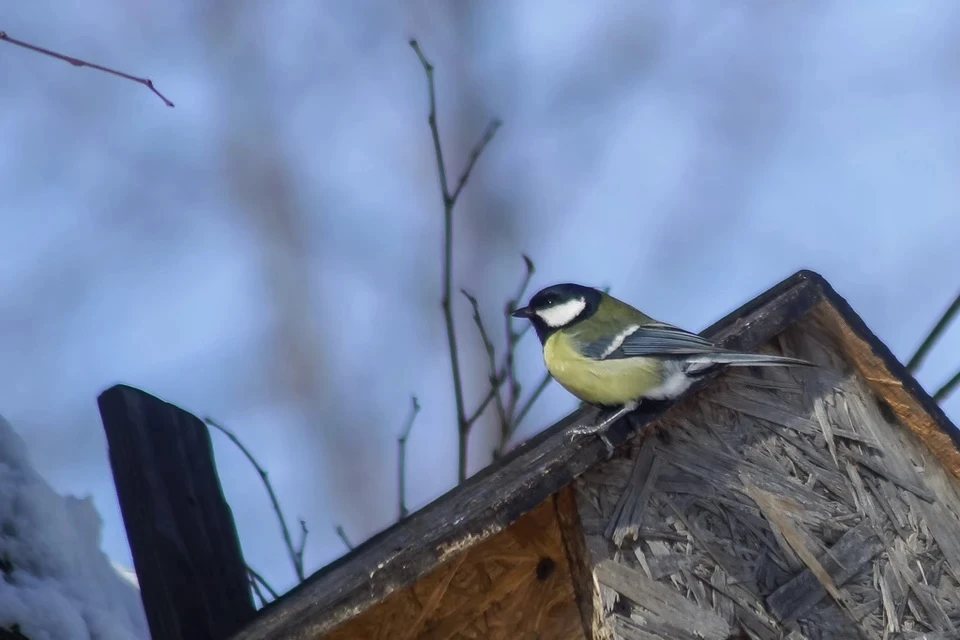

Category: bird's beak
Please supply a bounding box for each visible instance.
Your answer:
[510,306,534,318]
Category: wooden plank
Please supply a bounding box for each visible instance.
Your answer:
[231,271,824,639]
[98,384,255,640]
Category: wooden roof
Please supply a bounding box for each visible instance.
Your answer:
[232,269,959,640]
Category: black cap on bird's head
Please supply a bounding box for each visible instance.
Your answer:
[510,283,603,342]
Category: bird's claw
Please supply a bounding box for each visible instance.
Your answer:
[568,403,638,458]
[567,425,616,458]
[568,422,608,437]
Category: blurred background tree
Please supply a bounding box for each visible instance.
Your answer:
[1,1,958,603]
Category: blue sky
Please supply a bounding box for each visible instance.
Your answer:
[2,1,958,600]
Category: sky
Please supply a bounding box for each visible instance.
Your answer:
[2,0,959,609]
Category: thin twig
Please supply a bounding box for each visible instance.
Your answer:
[462,289,510,434]
[204,417,306,582]
[503,255,536,427]
[410,38,467,482]
[462,257,554,458]
[295,519,308,573]
[463,323,535,425]
[907,289,960,373]
[335,525,354,550]
[397,396,422,518]
[247,566,280,602]
[410,38,500,483]
[248,573,268,608]
[512,372,553,435]
[933,369,960,404]
[0,30,174,107]
[462,257,537,427]
[451,120,502,203]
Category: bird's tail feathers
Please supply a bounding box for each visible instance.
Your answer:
[687,353,814,369]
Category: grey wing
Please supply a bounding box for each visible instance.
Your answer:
[585,322,725,360]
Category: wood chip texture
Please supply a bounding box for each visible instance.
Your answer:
[325,499,584,640]
[572,316,960,640]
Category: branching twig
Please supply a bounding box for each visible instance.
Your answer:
[462,290,510,433]
[295,519,308,574]
[451,121,502,203]
[463,257,555,457]
[204,417,306,582]
[247,566,279,603]
[0,30,174,107]
[397,396,422,518]
[410,39,501,483]
[503,255,536,427]
[511,372,553,435]
[459,259,538,427]
[248,574,268,608]
[335,525,354,550]
[933,369,960,404]
[907,289,960,373]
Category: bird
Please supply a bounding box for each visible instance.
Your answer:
[510,283,814,453]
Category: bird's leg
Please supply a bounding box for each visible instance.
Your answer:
[568,401,639,455]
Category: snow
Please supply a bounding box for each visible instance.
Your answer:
[0,414,148,640]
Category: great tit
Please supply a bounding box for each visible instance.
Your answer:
[510,283,814,452]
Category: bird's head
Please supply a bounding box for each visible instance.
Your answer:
[510,283,602,341]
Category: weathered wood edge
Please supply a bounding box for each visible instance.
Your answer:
[231,270,825,640]
[99,384,256,640]
[808,275,960,477]
[554,487,605,640]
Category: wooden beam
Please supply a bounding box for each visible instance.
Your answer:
[99,384,255,640]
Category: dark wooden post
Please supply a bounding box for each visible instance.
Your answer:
[98,384,255,640]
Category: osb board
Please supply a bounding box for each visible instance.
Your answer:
[813,302,960,483]
[325,498,585,640]
[569,313,960,640]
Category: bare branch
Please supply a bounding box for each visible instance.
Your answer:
[410,38,467,482]
[295,519,308,573]
[397,396,422,518]
[248,574,268,609]
[335,525,354,550]
[0,30,174,107]
[451,119,503,203]
[247,566,279,603]
[906,289,960,373]
[463,257,537,426]
[204,416,305,582]
[933,369,960,404]
[409,38,500,483]
[504,255,536,422]
[511,372,553,436]
[462,290,509,437]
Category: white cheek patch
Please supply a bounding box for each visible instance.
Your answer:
[536,297,587,327]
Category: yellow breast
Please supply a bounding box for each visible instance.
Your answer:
[543,331,661,407]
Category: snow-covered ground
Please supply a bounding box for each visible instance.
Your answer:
[0,414,147,640]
